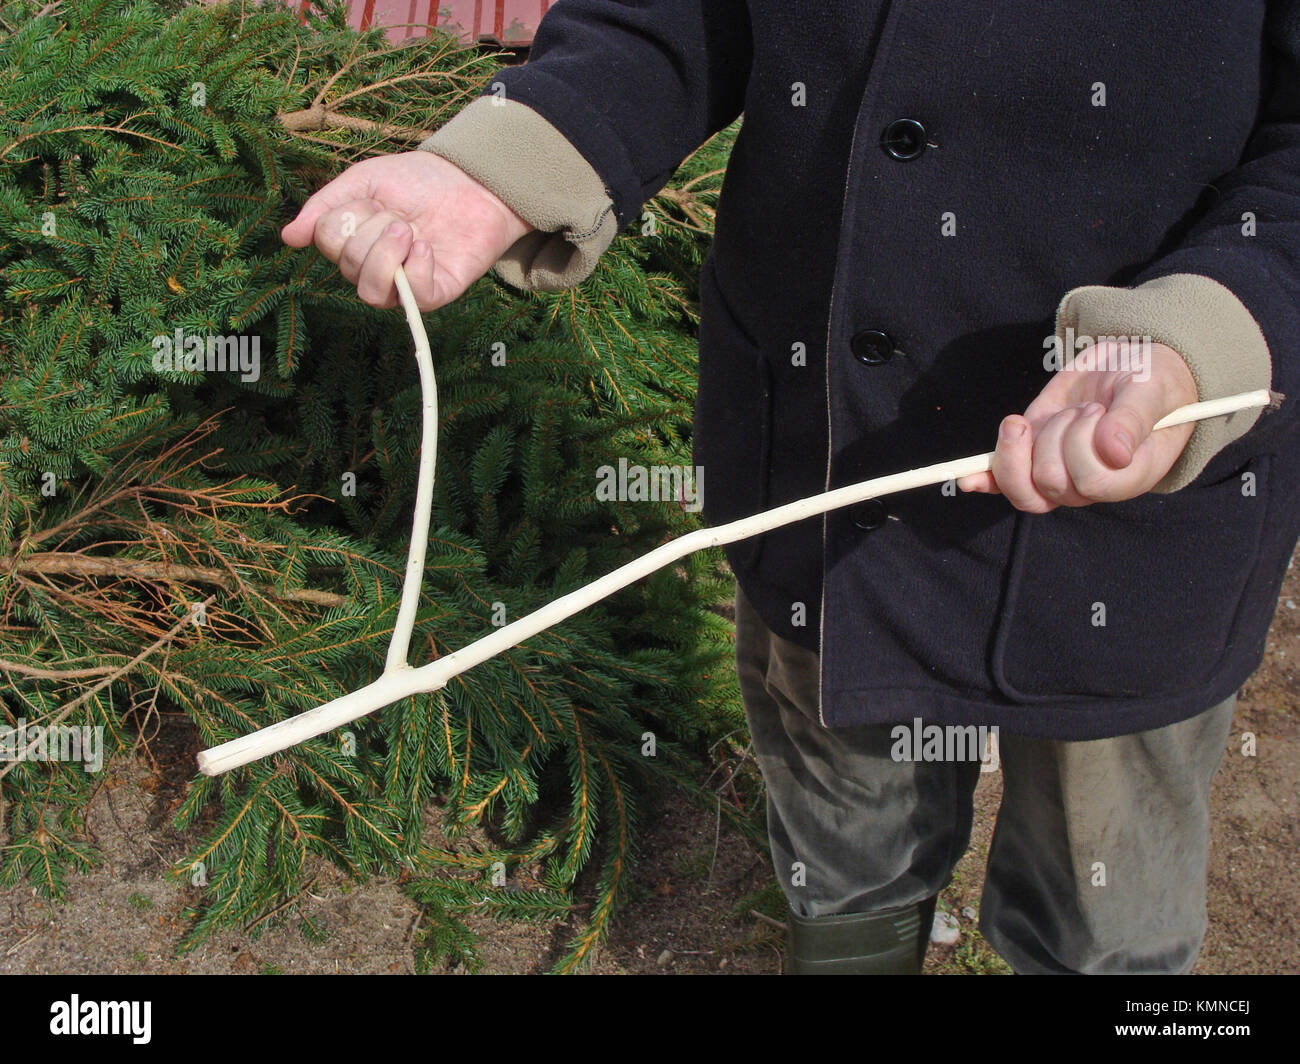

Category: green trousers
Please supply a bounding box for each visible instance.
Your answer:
[735,585,1236,974]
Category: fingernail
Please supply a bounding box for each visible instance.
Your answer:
[1083,402,1105,417]
[388,221,409,238]
[411,240,430,258]
[1000,418,1026,442]
[1116,430,1135,453]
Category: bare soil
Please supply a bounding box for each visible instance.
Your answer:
[3,557,1297,975]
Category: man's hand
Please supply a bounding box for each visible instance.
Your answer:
[281,151,534,311]
[957,341,1199,511]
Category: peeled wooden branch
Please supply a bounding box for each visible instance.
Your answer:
[196,265,1278,776]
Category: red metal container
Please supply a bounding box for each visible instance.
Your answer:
[316,0,554,47]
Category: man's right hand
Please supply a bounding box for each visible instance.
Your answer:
[281,150,534,311]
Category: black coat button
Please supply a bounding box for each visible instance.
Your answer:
[851,329,894,365]
[851,499,888,531]
[881,118,927,160]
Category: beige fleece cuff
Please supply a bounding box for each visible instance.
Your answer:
[1053,273,1272,492]
[419,97,618,291]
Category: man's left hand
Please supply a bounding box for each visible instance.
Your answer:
[957,341,1198,511]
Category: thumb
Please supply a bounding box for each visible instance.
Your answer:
[1095,374,1169,469]
[281,166,375,247]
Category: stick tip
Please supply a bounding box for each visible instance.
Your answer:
[1268,389,1287,410]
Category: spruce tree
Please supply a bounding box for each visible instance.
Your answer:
[0,0,747,970]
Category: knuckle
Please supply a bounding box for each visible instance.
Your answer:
[1032,464,1070,499]
[338,238,370,274]
[1071,471,1110,500]
[1110,406,1146,436]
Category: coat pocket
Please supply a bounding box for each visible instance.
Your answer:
[991,455,1271,701]
[692,255,774,569]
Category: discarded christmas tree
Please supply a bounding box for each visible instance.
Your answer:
[0,0,746,970]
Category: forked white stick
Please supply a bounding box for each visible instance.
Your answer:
[384,266,437,672]
[195,266,1275,775]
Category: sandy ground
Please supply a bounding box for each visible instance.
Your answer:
[2,557,1296,975]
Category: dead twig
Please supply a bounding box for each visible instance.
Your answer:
[5,551,347,608]
[278,105,432,143]
[0,595,215,781]
[0,659,117,681]
[749,909,788,934]
[243,875,319,934]
[4,922,51,957]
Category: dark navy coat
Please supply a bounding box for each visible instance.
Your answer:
[488,1,1300,738]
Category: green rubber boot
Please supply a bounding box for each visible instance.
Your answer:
[785,896,937,974]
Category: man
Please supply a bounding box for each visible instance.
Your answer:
[283,1,1300,973]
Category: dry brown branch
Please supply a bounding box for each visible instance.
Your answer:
[278,105,432,143]
[653,185,719,233]
[0,595,216,780]
[0,658,116,681]
[2,551,347,608]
